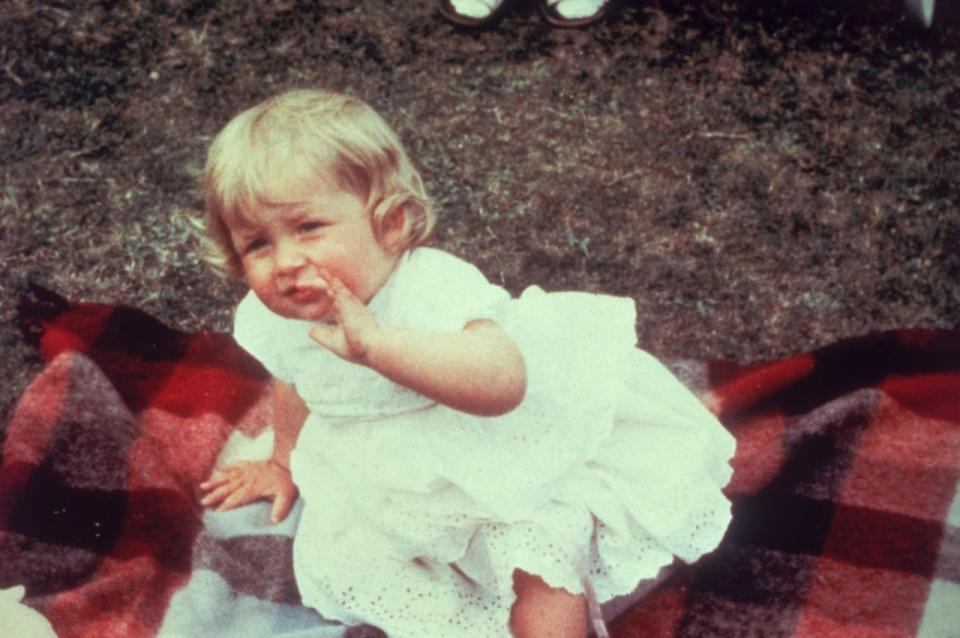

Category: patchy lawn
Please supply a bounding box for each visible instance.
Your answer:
[1,0,958,425]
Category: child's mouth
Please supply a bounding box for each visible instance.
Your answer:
[284,287,326,304]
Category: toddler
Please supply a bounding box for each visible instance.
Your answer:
[199,89,735,638]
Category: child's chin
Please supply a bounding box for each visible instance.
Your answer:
[298,303,334,323]
[273,301,331,323]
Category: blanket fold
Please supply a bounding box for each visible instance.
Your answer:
[2,290,958,637]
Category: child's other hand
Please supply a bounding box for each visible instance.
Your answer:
[308,272,380,363]
[199,460,298,524]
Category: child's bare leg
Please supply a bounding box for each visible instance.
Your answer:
[510,569,588,638]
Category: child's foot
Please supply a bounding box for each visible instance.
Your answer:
[540,0,612,27]
[439,0,508,27]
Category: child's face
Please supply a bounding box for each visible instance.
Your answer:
[226,162,401,322]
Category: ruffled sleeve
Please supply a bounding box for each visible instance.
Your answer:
[377,248,511,332]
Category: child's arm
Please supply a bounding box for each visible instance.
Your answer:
[309,275,527,417]
[265,379,309,468]
[200,379,307,523]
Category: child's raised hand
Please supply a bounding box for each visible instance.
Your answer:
[308,271,380,363]
[199,460,298,524]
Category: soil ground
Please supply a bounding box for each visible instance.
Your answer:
[1,0,959,425]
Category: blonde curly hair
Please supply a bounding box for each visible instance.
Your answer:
[201,89,435,278]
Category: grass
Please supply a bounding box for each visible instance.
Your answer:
[1,0,958,426]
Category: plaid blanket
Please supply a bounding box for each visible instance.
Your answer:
[2,287,958,638]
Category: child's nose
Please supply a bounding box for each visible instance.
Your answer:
[274,240,307,273]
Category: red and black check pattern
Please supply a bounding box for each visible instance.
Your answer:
[615,330,960,637]
[2,287,271,637]
[2,287,958,637]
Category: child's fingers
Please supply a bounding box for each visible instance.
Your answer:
[199,463,245,490]
[200,472,233,491]
[326,278,373,336]
[320,272,358,316]
[200,467,251,505]
[219,461,253,473]
[314,270,368,327]
[200,481,238,507]
[270,490,296,524]
[330,277,362,312]
[200,475,237,498]
[316,267,335,288]
[217,485,257,512]
[308,323,340,351]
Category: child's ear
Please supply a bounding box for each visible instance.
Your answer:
[380,205,407,254]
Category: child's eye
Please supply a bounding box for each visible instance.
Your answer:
[243,237,268,255]
[298,221,327,233]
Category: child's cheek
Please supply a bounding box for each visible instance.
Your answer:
[245,265,275,297]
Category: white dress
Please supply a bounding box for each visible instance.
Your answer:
[233,247,735,637]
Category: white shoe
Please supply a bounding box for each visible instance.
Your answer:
[540,0,612,27]
[439,0,507,27]
[548,0,607,20]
